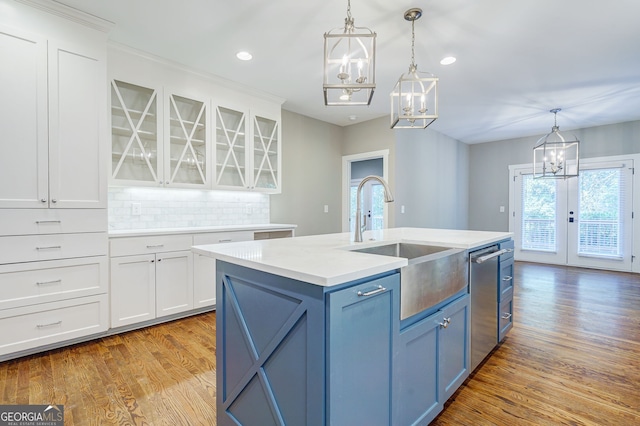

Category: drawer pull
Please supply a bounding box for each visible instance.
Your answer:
[218,239,233,243]
[502,276,513,281]
[439,317,451,328]
[36,279,62,286]
[146,244,164,249]
[36,321,62,328]
[357,285,386,297]
[36,246,62,250]
[501,312,513,320]
[35,220,62,224]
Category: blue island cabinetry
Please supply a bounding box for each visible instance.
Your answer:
[215,261,470,426]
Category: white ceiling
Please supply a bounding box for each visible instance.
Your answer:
[55,0,640,144]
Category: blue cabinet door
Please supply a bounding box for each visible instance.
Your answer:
[394,311,441,426]
[438,294,470,402]
[327,274,400,426]
[216,262,325,426]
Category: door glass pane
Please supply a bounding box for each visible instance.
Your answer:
[577,169,624,257]
[370,183,384,231]
[111,80,159,182]
[252,115,279,190]
[521,175,557,251]
[168,94,207,185]
[215,106,246,187]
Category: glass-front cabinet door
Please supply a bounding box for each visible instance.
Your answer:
[166,93,209,187]
[251,113,280,191]
[110,80,161,185]
[214,105,247,188]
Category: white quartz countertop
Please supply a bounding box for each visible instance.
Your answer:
[192,227,512,287]
[109,223,297,238]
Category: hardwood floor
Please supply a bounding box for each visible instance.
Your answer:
[432,262,640,426]
[0,262,638,425]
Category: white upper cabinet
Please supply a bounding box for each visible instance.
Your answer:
[214,103,281,193]
[251,111,281,192]
[110,80,162,185]
[214,104,248,189]
[0,27,106,208]
[165,92,210,188]
[110,81,211,188]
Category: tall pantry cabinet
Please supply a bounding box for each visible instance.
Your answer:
[0,0,111,360]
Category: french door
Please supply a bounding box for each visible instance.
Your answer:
[512,159,634,271]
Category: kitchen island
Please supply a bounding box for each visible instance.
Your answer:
[193,227,512,426]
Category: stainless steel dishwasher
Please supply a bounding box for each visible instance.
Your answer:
[469,245,508,371]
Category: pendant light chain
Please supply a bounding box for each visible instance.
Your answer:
[410,18,416,68]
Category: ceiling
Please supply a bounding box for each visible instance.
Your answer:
[55,0,640,144]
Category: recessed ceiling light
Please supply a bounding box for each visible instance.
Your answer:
[236,51,253,61]
[440,56,456,65]
[348,115,358,121]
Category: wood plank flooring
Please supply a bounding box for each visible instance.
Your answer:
[0,262,638,425]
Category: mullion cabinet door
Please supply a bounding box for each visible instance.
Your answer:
[166,92,209,187]
[251,113,280,192]
[214,105,248,189]
[110,80,162,185]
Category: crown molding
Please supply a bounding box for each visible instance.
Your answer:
[109,41,286,106]
[14,0,114,33]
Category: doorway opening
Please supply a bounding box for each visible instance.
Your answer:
[342,150,390,233]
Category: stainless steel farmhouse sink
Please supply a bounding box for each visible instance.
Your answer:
[351,243,468,319]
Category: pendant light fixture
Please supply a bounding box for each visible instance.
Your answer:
[390,8,438,129]
[323,0,376,106]
[533,108,580,179]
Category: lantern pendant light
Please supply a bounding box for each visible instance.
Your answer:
[323,0,376,106]
[533,108,580,179]
[390,8,438,129]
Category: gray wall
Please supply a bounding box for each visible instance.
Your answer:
[468,120,640,231]
[273,112,470,235]
[270,110,343,236]
[395,129,469,229]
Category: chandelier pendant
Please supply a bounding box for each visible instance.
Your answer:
[390,8,438,129]
[533,108,580,179]
[323,0,376,106]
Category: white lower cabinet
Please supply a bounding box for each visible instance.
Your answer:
[0,294,108,356]
[192,231,255,308]
[110,235,193,328]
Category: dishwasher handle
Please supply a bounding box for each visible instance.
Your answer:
[473,248,508,264]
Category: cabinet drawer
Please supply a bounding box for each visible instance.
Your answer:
[0,256,107,310]
[499,257,514,301]
[193,231,254,245]
[0,209,107,236]
[498,296,514,342]
[499,239,514,261]
[0,233,107,265]
[0,294,108,357]
[110,234,193,257]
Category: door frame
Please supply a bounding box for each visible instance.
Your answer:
[508,153,639,273]
[342,150,390,232]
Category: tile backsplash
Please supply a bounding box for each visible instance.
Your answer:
[108,187,270,230]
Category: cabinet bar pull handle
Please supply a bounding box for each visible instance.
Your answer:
[218,239,232,243]
[35,220,62,224]
[501,313,512,320]
[357,285,386,297]
[37,321,62,328]
[146,244,164,248]
[502,276,513,281]
[36,246,61,250]
[36,279,62,285]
